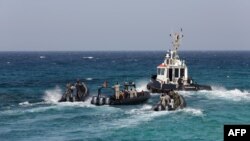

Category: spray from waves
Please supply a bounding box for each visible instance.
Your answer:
[177,108,203,116]
[39,56,46,59]
[199,86,250,101]
[43,86,63,103]
[19,101,31,106]
[56,97,96,108]
[82,56,94,59]
[86,78,93,81]
[135,79,149,91]
[109,104,203,128]
[179,86,250,102]
[42,86,97,108]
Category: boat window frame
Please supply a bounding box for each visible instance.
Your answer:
[161,68,165,75]
[175,68,179,78]
[157,68,161,75]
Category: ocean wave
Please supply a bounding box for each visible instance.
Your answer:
[179,86,250,102]
[135,79,149,91]
[42,86,97,108]
[85,78,93,81]
[199,86,250,101]
[82,56,94,59]
[55,98,96,108]
[111,105,203,128]
[177,108,204,116]
[19,101,30,106]
[39,56,46,59]
[43,86,63,103]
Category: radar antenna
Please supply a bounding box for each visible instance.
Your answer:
[169,28,184,51]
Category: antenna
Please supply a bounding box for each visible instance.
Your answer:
[171,28,184,51]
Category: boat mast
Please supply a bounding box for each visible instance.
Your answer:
[169,28,184,59]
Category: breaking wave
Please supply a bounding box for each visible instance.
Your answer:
[85,78,93,81]
[39,56,46,59]
[19,101,30,106]
[200,86,250,101]
[178,108,203,116]
[110,105,203,128]
[135,79,149,91]
[179,86,250,102]
[43,86,63,103]
[82,56,94,59]
[42,86,96,108]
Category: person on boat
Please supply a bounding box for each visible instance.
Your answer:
[187,77,193,85]
[119,90,124,99]
[168,89,175,109]
[133,88,137,97]
[160,93,170,108]
[64,83,74,101]
[102,80,108,88]
[129,88,134,98]
[160,94,166,107]
[113,82,120,100]
[178,77,183,85]
[173,91,181,109]
[75,79,83,100]
[169,89,181,109]
[97,87,101,98]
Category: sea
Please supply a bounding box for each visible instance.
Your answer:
[0,51,250,141]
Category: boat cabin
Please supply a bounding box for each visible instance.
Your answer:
[156,31,189,85]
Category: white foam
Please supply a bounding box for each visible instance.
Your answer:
[177,108,204,116]
[112,105,169,128]
[40,56,46,59]
[199,86,250,101]
[19,101,30,106]
[43,86,63,103]
[135,79,149,91]
[109,104,204,128]
[178,91,195,97]
[82,56,94,59]
[86,78,93,81]
[55,98,96,108]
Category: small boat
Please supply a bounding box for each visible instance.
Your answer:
[147,29,212,93]
[59,81,89,102]
[91,81,150,105]
[153,90,186,111]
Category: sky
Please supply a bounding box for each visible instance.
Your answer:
[0,0,250,51]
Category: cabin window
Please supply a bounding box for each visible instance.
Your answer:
[161,69,165,75]
[168,68,173,81]
[175,68,179,78]
[180,68,185,77]
[157,68,161,75]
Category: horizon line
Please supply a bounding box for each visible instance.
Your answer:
[0,50,250,52]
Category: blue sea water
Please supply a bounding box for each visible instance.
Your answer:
[0,51,250,141]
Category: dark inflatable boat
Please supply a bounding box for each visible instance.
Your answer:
[59,81,89,102]
[153,90,186,111]
[91,81,150,106]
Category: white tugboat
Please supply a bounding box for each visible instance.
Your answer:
[147,29,212,93]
